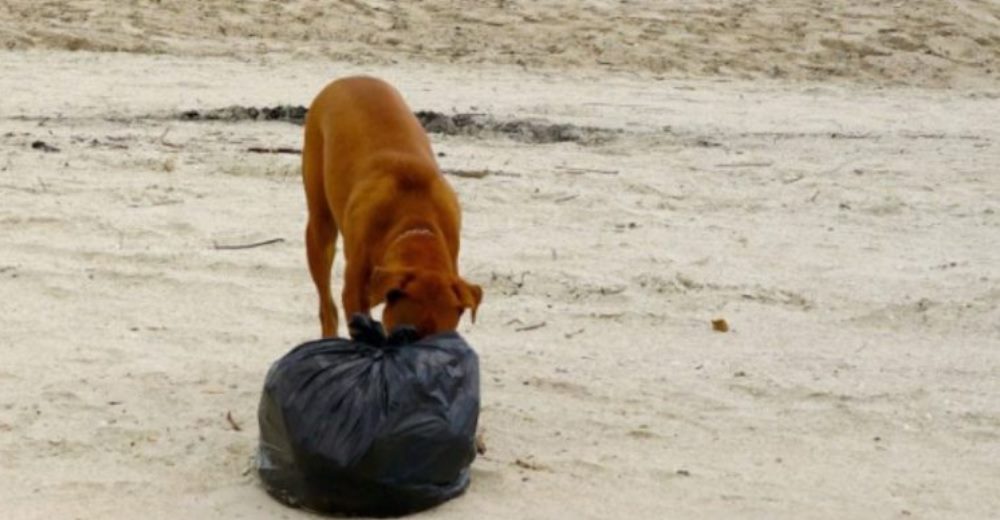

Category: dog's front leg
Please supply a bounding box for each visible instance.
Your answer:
[342,258,372,321]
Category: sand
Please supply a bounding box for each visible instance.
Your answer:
[1,2,999,519]
[3,0,1000,89]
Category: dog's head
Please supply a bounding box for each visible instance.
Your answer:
[369,267,482,337]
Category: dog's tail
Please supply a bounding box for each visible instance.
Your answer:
[301,112,329,215]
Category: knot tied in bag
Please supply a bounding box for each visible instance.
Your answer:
[347,313,421,348]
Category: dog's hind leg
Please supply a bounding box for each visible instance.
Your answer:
[303,122,339,338]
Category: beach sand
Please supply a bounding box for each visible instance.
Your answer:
[1,2,999,519]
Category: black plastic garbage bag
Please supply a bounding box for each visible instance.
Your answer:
[256,314,480,517]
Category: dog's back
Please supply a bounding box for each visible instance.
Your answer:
[304,78,435,211]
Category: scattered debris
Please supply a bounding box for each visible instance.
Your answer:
[820,159,855,176]
[629,429,657,439]
[175,106,619,145]
[676,469,691,477]
[444,169,489,179]
[515,321,547,332]
[415,110,619,144]
[247,146,301,155]
[158,127,182,148]
[443,169,521,179]
[514,458,548,471]
[711,318,729,332]
[30,140,59,152]
[179,105,308,124]
[613,222,638,231]
[475,433,487,455]
[829,132,870,140]
[716,161,773,168]
[226,411,242,432]
[554,165,619,175]
[213,237,285,250]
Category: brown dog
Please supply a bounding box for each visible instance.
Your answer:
[301,76,482,338]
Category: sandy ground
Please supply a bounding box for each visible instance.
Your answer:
[1,2,1000,520]
[3,0,1000,88]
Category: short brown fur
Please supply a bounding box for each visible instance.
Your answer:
[302,76,482,338]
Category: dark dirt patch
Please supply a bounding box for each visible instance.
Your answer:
[175,106,619,145]
[178,105,308,124]
[413,110,619,144]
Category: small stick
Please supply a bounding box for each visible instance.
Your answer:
[247,146,301,155]
[445,169,490,179]
[213,237,285,250]
[146,199,182,207]
[554,194,579,203]
[716,161,773,168]
[444,169,522,179]
[555,166,618,175]
[515,321,546,332]
[226,411,242,432]
[159,126,183,149]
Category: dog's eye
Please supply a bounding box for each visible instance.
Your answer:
[385,289,405,304]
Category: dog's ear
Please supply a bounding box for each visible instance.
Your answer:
[454,279,483,323]
[369,267,412,306]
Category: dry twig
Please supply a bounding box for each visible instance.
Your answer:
[515,321,547,332]
[213,238,285,250]
[247,146,301,155]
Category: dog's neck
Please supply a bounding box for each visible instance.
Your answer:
[383,225,453,272]
[390,227,435,246]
